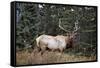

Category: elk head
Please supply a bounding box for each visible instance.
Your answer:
[58,19,80,48]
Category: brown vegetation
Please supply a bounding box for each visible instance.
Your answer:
[16,49,96,65]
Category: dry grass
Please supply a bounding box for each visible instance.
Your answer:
[16,50,96,65]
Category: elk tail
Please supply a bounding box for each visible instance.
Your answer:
[36,36,41,47]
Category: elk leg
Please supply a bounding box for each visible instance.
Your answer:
[40,45,47,55]
[59,48,63,52]
[35,46,41,52]
[39,41,48,55]
[51,49,55,52]
[59,48,64,55]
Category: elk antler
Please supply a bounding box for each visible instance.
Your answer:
[59,19,70,33]
[69,20,80,38]
[73,20,80,33]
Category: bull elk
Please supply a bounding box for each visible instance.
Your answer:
[35,19,80,54]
